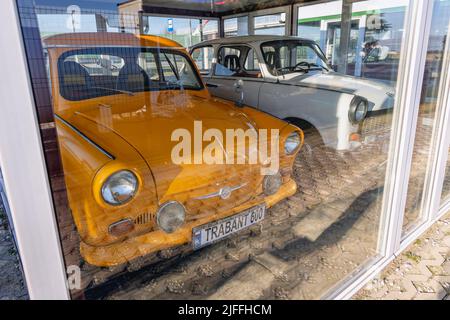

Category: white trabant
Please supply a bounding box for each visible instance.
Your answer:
[190,35,395,151]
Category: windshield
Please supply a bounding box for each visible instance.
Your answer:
[261,40,330,76]
[57,47,203,101]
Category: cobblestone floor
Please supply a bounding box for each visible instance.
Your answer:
[354,212,450,300]
[0,201,28,300]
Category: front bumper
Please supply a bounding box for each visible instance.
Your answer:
[80,178,297,267]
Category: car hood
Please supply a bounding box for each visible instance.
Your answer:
[279,71,395,111]
[60,92,263,205]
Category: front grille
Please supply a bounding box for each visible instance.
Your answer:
[134,212,153,225]
[183,166,263,221]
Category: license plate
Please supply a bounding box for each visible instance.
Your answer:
[192,204,266,250]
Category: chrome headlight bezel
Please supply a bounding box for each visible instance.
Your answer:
[156,201,186,234]
[101,170,139,206]
[284,131,301,155]
[349,96,369,125]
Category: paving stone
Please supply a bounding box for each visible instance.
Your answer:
[0,208,28,300]
[356,212,450,300]
[208,261,275,300]
[292,205,342,241]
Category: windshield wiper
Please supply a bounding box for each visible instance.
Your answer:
[274,67,307,76]
[90,86,135,96]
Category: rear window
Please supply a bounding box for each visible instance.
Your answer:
[57,47,203,101]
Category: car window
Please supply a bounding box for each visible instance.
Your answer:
[215,46,242,76]
[261,40,329,75]
[159,52,201,88]
[58,48,203,101]
[215,46,262,78]
[137,52,160,81]
[64,53,125,77]
[295,45,321,65]
[59,53,126,101]
[244,48,261,71]
[191,46,214,75]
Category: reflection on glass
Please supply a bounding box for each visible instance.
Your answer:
[144,16,218,47]
[191,46,215,75]
[404,0,450,233]
[298,0,407,84]
[20,0,409,300]
[224,16,249,37]
[442,150,450,203]
[254,13,286,36]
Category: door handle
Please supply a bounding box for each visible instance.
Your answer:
[206,83,219,88]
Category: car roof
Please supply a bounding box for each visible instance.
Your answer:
[193,35,315,47]
[43,32,184,49]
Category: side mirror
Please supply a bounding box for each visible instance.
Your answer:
[234,79,244,107]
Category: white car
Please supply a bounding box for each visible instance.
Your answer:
[190,35,395,151]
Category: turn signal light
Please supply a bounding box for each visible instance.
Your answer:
[109,219,135,237]
[349,133,361,142]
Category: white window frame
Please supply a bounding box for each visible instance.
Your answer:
[0,0,69,299]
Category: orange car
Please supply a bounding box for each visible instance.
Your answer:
[44,32,303,267]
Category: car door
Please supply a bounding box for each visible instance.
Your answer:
[203,45,264,108]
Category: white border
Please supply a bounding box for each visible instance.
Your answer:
[0,0,69,299]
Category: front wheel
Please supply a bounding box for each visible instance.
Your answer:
[285,119,324,157]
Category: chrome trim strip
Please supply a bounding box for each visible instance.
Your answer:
[194,183,248,200]
[54,114,115,160]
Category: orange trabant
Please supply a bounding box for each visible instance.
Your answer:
[44,32,303,267]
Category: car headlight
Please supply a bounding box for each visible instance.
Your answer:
[285,131,301,155]
[101,170,138,206]
[263,172,282,196]
[157,201,186,234]
[349,97,368,124]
